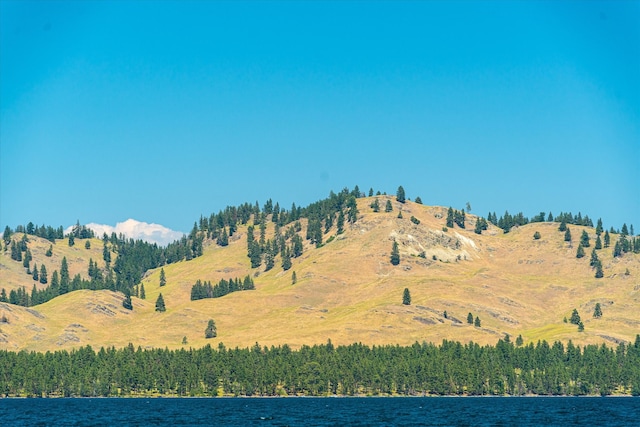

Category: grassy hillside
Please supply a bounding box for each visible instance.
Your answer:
[1,196,638,352]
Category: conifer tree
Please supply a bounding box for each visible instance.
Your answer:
[390,240,400,265]
[371,198,380,212]
[68,234,75,247]
[580,230,590,247]
[593,303,602,318]
[576,243,585,258]
[32,263,39,281]
[292,271,297,285]
[122,292,133,310]
[59,257,70,294]
[415,196,423,204]
[604,230,610,248]
[595,235,602,250]
[336,210,345,234]
[155,293,166,312]
[385,200,393,212]
[402,288,411,305]
[569,309,581,325]
[159,268,166,287]
[515,334,524,347]
[281,247,292,271]
[559,220,567,232]
[594,261,604,278]
[589,248,599,267]
[474,316,481,327]
[533,231,541,240]
[205,319,217,338]
[596,218,603,236]
[578,321,584,332]
[564,227,572,242]
[446,207,454,228]
[467,313,474,324]
[140,283,146,300]
[39,264,48,284]
[396,186,406,203]
[217,228,229,246]
[347,196,358,223]
[46,245,53,257]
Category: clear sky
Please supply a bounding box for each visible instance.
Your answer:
[1,0,639,236]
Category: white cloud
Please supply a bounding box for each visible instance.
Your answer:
[66,219,185,246]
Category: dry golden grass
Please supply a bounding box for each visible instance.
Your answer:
[1,197,638,352]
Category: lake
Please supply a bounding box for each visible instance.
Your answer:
[0,396,638,426]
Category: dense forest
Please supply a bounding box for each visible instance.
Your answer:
[1,336,638,397]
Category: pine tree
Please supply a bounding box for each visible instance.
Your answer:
[390,240,400,265]
[140,283,146,300]
[594,261,604,278]
[589,248,599,267]
[402,288,411,305]
[580,230,590,247]
[371,198,380,212]
[415,196,423,204]
[46,245,53,257]
[569,309,581,325]
[564,227,572,242]
[205,319,217,338]
[446,207,454,228]
[595,235,602,250]
[336,210,345,235]
[474,316,481,327]
[68,234,75,247]
[281,247,292,271]
[59,257,70,294]
[32,263,39,281]
[576,243,585,258]
[578,321,584,332]
[533,231,541,240]
[467,313,474,324]
[155,293,166,312]
[39,264,48,284]
[347,196,358,223]
[593,303,602,318]
[217,228,229,246]
[396,186,406,203]
[122,292,133,310]
[515,335,524,347]
[558,220,567,232]
[604,230,611,248]
[292,271,297,285]
[385,200,393,212]
[159,268,166,287]
[596,218,603,236]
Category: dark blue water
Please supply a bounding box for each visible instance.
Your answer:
[0,396,637,426]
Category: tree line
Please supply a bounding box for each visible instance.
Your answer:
[190,275,255,300]
[0,336,638,397]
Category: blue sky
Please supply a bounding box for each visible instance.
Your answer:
[1,0,638,235]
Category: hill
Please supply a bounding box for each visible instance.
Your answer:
[1,195,639,352]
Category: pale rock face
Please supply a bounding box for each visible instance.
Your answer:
[67,219,184,246]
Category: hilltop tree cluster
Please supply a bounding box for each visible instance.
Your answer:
[190,276,255,300]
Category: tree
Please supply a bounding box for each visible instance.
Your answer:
[558,220,567,232]
[68,234,75,247]
[217,228,229,246]
[415,196,423,204]
[466,202,472,213]
[595,235,602,250]
[140,283,146,300]
[474,316,481,327]
[371,198,380,212]
[569,309,581,325]
[85,240,91,249]
[390,240,400,265]
[402,288,411,305]
[122,292,133,310]
[577,321,584,332]
[564,227,572,242]
[533,231,541,240]
[205,319,217,338]
[155,293,166,312]
[159,268,166,287]
[336,210,345,235]
[385,200,393,212]
[596,218,603,236]
[281,247,292,271]
[580,230,590,247]
[594,261,604,278]
[604,230,611,248]
[446,207,454,228]
[292,271,297,285]
[59,257,70,294]
[46,245,53,257]
[347,196,358,223]
[396,186,406,203]
[593,303,602,318]
[576,243,585,258]
[32,263,39,281]
[467,312,474,324]
[515,334,524,347]
[39,264,48,284]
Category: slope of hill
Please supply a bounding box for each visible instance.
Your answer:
[1,196,638,352]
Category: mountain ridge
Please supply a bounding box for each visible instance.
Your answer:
[1,195,639,352]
